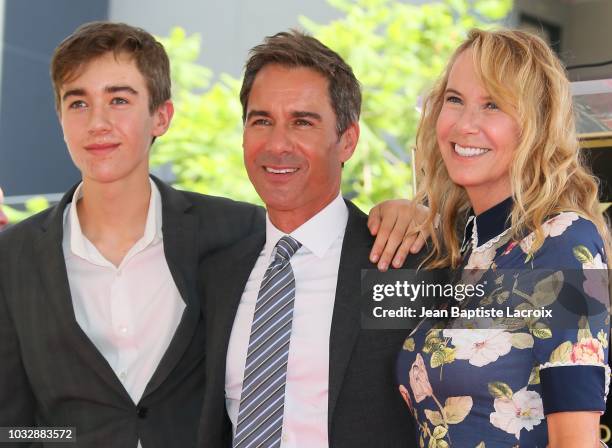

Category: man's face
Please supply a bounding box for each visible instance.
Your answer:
[0,187,8,230]
[58,52,173,186]
[243,64,358,227]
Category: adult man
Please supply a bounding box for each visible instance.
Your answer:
[0,187,8,230]
[198,31,417,447]
[0,22,417,447]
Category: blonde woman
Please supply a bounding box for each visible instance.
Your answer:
[397,29,610,447]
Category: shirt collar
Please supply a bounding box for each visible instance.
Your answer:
[67,178,163,263]
[463,196,513,251]
[264,193,348,259]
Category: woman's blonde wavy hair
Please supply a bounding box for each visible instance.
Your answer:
[414,28,611,269]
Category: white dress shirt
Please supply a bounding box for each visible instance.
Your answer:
[62,180,185,409]
[226,193,348,448]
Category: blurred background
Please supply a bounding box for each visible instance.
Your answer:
[0,0,611,440]
[1,0,610,221]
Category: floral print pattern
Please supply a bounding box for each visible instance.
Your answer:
[489,387,544,438]
[397,203,610,447]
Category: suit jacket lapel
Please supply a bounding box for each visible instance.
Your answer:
[142,177,200,397]
[34,185,132,398]
[207,231,266,377]
[328,201,372,429]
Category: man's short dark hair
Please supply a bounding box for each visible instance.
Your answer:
[51,21,170,114]
[240,30,361,135]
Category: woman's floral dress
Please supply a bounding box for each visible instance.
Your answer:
[397,198,610,447]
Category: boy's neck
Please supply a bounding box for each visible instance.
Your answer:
[75,174,153,266]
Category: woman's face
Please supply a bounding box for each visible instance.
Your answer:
[436,48,520,214]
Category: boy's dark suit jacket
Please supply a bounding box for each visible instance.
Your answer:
[0,177,263,448]
[197,200,417,447]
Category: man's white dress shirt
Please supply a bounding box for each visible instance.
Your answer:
[62,180,185,408]
[226,193,348,448]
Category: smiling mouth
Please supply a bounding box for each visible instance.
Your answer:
[453,143,490,157]
[264,166,299,174]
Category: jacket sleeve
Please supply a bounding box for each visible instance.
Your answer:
[0,281,37,435]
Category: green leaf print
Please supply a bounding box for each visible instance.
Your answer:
[529,271,563,308]
[488,382,513,400]
[404,338,416,351]
[549,341,573,363]
[577,316,593,341]
[573,245,594,264]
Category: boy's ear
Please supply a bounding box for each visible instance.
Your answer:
[152,100,174,137]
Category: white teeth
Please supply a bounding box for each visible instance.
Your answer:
[265,167,298,174]
[454,143,489,157]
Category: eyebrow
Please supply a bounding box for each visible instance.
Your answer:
[292,111,321,121]
[444,88,462,96]
[245,110,322,121]
[246,110,270,120]
[445,87,494,102]
[61,85,138,102]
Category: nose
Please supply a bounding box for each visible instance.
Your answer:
[88,105,112,135]
[455,106,481,135]
[265,123,294,154]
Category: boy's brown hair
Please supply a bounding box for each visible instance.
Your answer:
[51,21,170,113]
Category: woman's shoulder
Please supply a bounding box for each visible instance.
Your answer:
[521,212,606,267]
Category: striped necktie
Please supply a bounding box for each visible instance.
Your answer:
[233,235,302,448]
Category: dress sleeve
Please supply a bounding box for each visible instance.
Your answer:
[527,216,610,415]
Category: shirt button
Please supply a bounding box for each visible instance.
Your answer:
[118,325,128,334]
[119,371,128,381]
[116,270,122,277]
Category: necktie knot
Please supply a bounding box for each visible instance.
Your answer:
[273,235,301,262]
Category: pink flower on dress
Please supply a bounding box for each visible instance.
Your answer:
[502,240,519,256]
[542,212,579,237]
[443,329,512,367]
[409,353,433,403]
[463,246,496,283]
[399,384,414,413]
[519,232,535,255]
[582,253,610,307]
[520,212,579,255]
[571,337,605,364]
[489,387,544,439]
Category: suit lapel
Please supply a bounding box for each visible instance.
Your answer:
[34,186,132,398]
[327,201,372,429]
[207,231,266,376]
[142,177,199,397]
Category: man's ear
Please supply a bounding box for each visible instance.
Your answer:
[339,121,360,164]
[152,100,174,137]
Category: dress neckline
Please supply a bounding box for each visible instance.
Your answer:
[463,196,513,253]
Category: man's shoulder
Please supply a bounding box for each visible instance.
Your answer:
[0,205,56,248]
[154,178,262,218]
[180,190,261,216]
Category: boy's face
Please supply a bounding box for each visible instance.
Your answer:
[58,52,173,186]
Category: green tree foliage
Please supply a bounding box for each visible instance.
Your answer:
[153,0,512,211]
[4,197,50,223]
[6,0,511,226]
